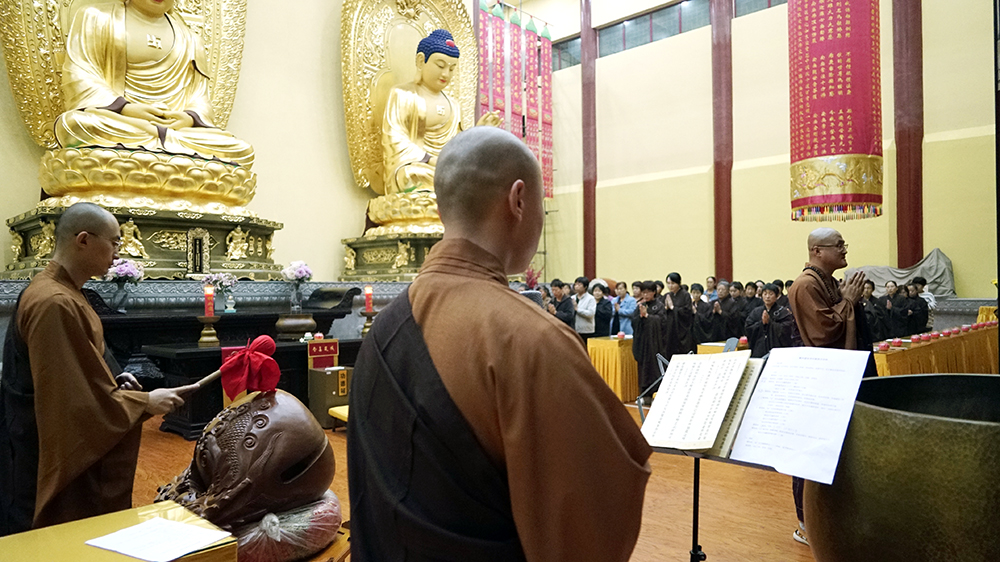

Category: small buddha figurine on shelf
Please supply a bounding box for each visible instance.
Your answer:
[56,0,254,168]
[382,29,499,194]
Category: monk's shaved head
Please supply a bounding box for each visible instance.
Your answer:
[435,127,542,227]
[807,227,840,250]
[54,202,117,248]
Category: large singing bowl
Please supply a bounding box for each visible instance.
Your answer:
[805,374,1000,561]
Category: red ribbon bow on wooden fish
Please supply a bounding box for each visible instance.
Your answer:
[219,335,281,400]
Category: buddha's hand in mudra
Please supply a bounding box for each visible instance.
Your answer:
[120,102,195,131]
[476,110,503,127]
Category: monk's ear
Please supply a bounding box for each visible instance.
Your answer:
[507,179,526,222]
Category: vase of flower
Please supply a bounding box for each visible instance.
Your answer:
[104,258,144,313]
[281,261,313,313]
[202,273,239,314]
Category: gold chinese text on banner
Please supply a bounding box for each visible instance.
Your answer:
[789,0,882,221]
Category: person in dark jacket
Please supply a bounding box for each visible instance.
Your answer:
[592,283,613,337]
[744,283,796,358]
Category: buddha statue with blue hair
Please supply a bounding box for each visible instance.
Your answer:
[382,29,500,194]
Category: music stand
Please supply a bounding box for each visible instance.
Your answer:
[637,338,739,562]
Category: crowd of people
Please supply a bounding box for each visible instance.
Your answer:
[527,272,938,394]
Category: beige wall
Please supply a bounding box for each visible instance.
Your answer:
[543,0,997,297]
[0,0,476,281]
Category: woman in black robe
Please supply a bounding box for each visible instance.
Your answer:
[632,281,666,394]
[860,280,888,342]
[661,272,696,356]
[875,281,908,338]
[688,283,715,344]
[592,283,613,337]
[902,284,929,336]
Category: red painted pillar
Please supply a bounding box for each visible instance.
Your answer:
[894,0,924,267]
[710,0,734,281]
[581,0,597,279]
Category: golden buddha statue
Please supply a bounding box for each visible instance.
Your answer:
[382,29,498,194]
[56,0,253,168]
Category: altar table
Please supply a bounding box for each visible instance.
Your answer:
[0,501,236,562]
[874,325,998,377]
[587,336,638,402]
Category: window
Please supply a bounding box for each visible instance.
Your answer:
[553,37,581,71]
[680,0,710,32]
[651,5,681,41]
[735,0,787,18]
[554,0,788,69]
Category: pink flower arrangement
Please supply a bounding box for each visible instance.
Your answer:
[524,264,543,290]
[281,260,313,283]
[105,258,144,284]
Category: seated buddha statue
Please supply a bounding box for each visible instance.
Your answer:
[382,29,498,194]
[55,0,253,168]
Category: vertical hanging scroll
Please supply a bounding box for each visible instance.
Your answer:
[509,11,524,139]
[789,0,882,221]
[490,3,507,127]
[478,0,491,119]
[524,19,541,163]
[540,26,554,198]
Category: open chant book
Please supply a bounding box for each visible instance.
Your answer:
[639,350,763,458]
[640,347,869,484]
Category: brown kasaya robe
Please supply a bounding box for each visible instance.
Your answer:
[370,238,652,561]
[0,262,148,533]
[787,265,857,350]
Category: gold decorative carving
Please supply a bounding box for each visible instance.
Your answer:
[0,0,249,149]
[255,238,263,256]
[221,262,247,269]
[790,154,883,200]
[177,212,204,220]
[221,215,246,223]
[362,247,397,264]
[128,209,157,216]
[246,235,256,257]
[344,246,357,270]
[38,148,257,210]
[187,227,212,275]
[391,241,412,269]
[265,234,274,260]
[341,0,475,192]
[119,219,150,259]
[30,220,56,258]
[149,231,189,251]
[225,226,249,260]
[10,229,24,261]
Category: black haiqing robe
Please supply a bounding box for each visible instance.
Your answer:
[633,297,667,393]
[744,304,796,358]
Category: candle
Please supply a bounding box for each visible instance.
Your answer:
[204,285,215,317]
[364,285,373,313]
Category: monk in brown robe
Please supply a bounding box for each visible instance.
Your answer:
[786,227,873,546]
[0,203,195,535]
[348,128,651,561]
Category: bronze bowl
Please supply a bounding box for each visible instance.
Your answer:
[805,374,1000,561]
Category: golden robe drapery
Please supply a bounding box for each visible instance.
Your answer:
[382,85,462,194]
[55,2,253,167]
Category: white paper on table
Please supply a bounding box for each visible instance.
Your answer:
[640,350,751,449]
[730,346,868,484]
[85,517,231,562]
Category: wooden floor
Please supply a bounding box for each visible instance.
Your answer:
[134,408,815,562]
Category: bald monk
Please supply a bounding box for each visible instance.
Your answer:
[786,227,875,545]
[348,128,651,561]
[0,203,196,535]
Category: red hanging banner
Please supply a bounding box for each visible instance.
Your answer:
[524,19,541,163]
[490,3,506,121]
[788,0,882,221]
[478,0,491,120]
[539,26,554,198]
[508,11,524,139]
